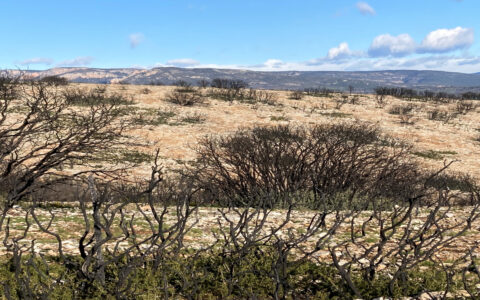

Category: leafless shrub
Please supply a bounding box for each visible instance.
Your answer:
[166,89,204,106]
[399,113,415,125]
[210,78,248,90]
[427,109,457,123]
[39,75,69,86]
[140,87,151,94]
[197,79,210,88]
[173,80,196,93]
[388,104,415,115]
[180,111,206,124]
[289,90,304,100]
[0,78,129,211]
[193,123,420,209]
[375,93,386,108]
[350,95,360,105]
[304,87,335,97]
[456,100,477,115]
[63,87,133,106]
[389,104,416,124]
[0,71,21,100]
[244,88,277,105]
[335,96,348,109]
[327,179,480,298]
[1,153,198,298]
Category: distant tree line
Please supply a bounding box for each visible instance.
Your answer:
[375,86,480,101]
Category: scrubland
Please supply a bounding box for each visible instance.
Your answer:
[1,77,480,299]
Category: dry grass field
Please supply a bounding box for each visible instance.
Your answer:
[75,83,480,181]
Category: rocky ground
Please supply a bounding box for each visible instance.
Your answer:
[2,204,478,264]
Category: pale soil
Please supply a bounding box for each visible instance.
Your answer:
[2,205,478,266]
[69,83,480,180]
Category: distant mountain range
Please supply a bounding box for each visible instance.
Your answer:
[16,67,480,93]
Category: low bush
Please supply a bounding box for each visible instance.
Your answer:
[456,100,477,114]
[427,109,456,122]
[132,109,176,126]
[412,149,457,160]
[304,87,335,97]
[40,75,69,86]
[388,104,415,115]
[0,245,465,299]
[180,112,206,124]
[194,123,421,208]
[166,89,204,106]
[63,88,133,106]
[289,90,304,100]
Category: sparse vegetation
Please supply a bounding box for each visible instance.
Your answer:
[63,88,133,106]
[132,109,176,126]
[270,115,289,121]
[413,149,457,160]
[1,74,480,299]
[165,88,204,106]
[427,109,457,122]
[207,79,277,104]
[304,87,335,97]
[180,112,206,124]
[39,75,69,86]
[289,90,304,100]
[456,100,477,114]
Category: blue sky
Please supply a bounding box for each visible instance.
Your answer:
[2,0,480,72]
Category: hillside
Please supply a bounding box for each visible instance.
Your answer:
[57,83,479,181]
[17,67,480,93]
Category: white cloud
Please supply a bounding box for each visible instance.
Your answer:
[262,59,285,69]
[419,27,474,53]
[356,2,376,16]
[18,57,53,66]
[327,42,356,60]
[165,58,200,67]
[56,56,93,67]
[129,33,144,49]
[148,54,480,73]
[368,34,417,57]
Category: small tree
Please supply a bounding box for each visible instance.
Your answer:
[197,79,210,88]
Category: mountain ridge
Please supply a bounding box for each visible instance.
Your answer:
[16,67,480,93]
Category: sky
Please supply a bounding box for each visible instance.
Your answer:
[2,0,480,73]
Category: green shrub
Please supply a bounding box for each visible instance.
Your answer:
[0,250,465,299]
[412,149,457,160]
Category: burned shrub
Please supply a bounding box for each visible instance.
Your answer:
[173,80,196,93]
[166,89,204,106]
[388,104,415,115]
[427,109,456,123]
[194,123,421,208]
[197,79,210,88]
[40,75,69,86]
[210,78,248,90]
[456,100,476,115]
[63,88,133,106]
[289,90,304,100]
[0,72,20,100]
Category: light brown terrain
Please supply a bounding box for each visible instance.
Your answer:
[75,83,480,181]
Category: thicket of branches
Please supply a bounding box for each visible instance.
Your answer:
[1,73,480,299]
[207,78,277,104]
[375,86,480,102]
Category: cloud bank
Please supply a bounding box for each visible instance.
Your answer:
[154,26,478,73]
